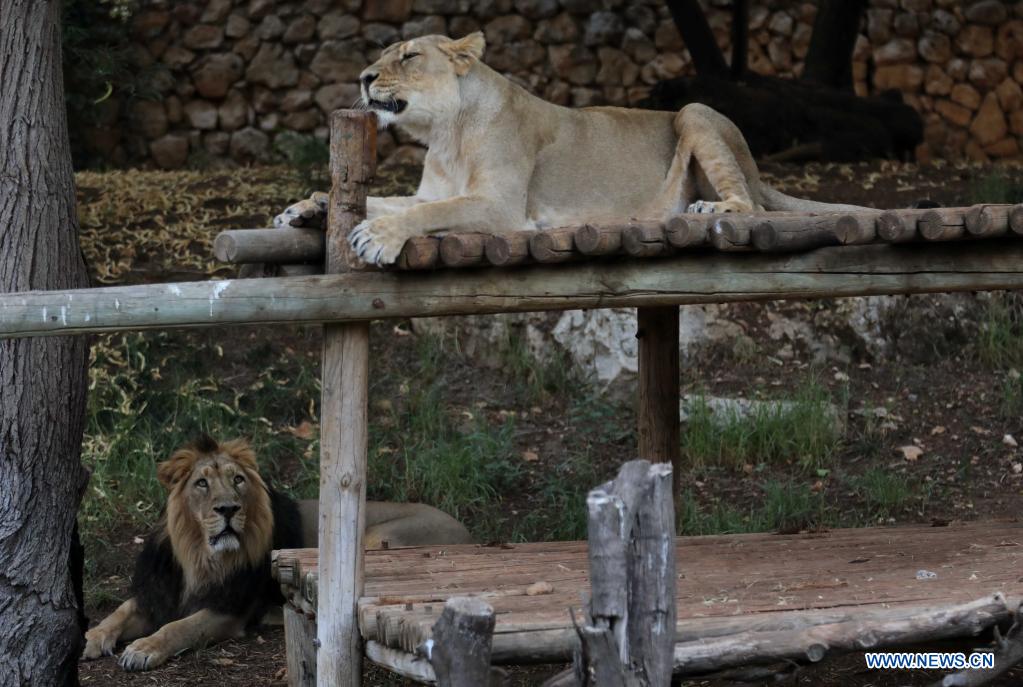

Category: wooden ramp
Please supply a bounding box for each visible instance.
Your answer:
[274,520,1023,670]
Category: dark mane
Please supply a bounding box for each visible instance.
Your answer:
[190,433,220,454]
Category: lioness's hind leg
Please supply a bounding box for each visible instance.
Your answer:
[674,104,761,214]
[82,598,149,660]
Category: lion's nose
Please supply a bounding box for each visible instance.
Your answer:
[215,504,240,520]
[361,72,378,90]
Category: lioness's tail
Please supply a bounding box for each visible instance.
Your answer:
[757,183,870,213]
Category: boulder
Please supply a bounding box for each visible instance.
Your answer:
[873,38,916,65]
[583,12,624,47]
[184,99,218,129]
[968,57,1008,89]
[281,88,314,112]
[970,92,1008,145]
[130,100,168,139]
[924,64,953,95]
[362,0,413,23]
[965,0,1008,25]
[204,131,231,156]
[935,98,972,127]
[996,20,1023,61]
[183,24,224,50]
[218,90,250,131]
[132,10,170,39]
[363,22,400,46]
[950,83,981,109]
[150,134,190,169]
[225,13,251,38]
[918,31,951,63]
[596,47,638,87]
[768,11,794,36]
[162,46,196,69]
[192,53,244,98]
[318,11,360,40]
[402,15,446,39]
[201,0,233,23]
[997,78,1023,111]
[957,25,994,57]
[514,0,558,19]
[413,0,470,11]
[548,44,597,85]
[984,137,1020,157]
[247,42,300,88]
[315,82,362,112]
[283,109,321,131]
[484,15,532,45]
[310,40,366,83]
[931,8,960,35]
[229,127,271,162]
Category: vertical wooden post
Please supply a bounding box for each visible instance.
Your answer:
[284,605,317,687]
[428,597,498,687]
[317,109,376,687]
[636,306,681,495]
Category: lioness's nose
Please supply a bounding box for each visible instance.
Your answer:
[361,72,378,89]
[215,504,240,520]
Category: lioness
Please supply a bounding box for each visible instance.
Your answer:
[82,435,472,671]
[274,31,864,266]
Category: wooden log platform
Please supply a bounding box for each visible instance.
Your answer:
[273,520,1023,676]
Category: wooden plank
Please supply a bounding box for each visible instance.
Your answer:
[8,241,1023,338]
[317,109,375,687]
[637,306,681,492]
[284,605,317,687]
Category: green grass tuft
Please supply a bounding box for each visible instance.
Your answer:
[851,468,912,519]
[978,293,1023,369]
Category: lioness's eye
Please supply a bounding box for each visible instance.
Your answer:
[234,475,245,485]
[401,52,420,63]
[195,478,208,489]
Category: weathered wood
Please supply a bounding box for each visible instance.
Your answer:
[10,242,1023,338]
[664,216,711,248]
[1010,204,1023,235]
[965,204,1011,238]
[279,264,322,277]
[317,109,375,687]
[428,597,497,687]
[930,603,1023,687]
[919,208,966,241]
[285,605,317,687]
[397,237,441,270]
[709,217,753,251]
[214,228,324,264]
[877,209,922,242]
[529,228,576,263]
[574,224,624,256]
[485,232,533,266]
[637,307,681,490]
[366,641,437,684]
[623,223,670,257]
[440,233,487,267]
[750,212,878,252]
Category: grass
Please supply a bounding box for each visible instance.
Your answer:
[978,292,1023,369]
[968,168,1023,205]
[679,480,831,536]
[680,379,843,472]
[851,468,913,519]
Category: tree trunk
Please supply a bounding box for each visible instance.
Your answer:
[0,1,91,686]
[665,0,729,79]
[801,0,869,90]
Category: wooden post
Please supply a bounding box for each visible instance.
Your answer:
[317,110,376,687]
[427,597,497,687]
[285,605,317,687]
[636,307,681,496]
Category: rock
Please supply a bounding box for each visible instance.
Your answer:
[248,0,274,19]
[281,88,314,112]
[1015,60,1023,84]
[874,38,916,65]
[229,126,271,162]
[202,0,233,23]
[150,134,190,169]
[596,47,638,87]
[310,40,365,83]
[192,53,244,98]
[162,46,197,69]
[900,0,930,10]
[544,80,571,105]
[559,0,591,14]
[622,27,657,64]
[534,13,578,44]
[402,15,446,39]
[768,36,793,71]
[624,4,657,35]
[768,11,794,36]
[948,57,969,80]
[965,0,1008,25]
[997,78,1023,111]
[133,10,170,39]
[225,13,251,38]
[413,0,469,12]
[642,53,688,83]
[487,40,545,71]
[893,12,919,37]
[204,131,231,155]
[283,14,317,43]
[184,99,218,129]
[931,8,960,35]
[654,19,684,51]
[970,92,1008,145]
[363,22,400,45]
[283,109,321,131]
[957,25,994,57]
[924,64,953,95]
[449,16,481,38]
[996,20,1023,61]
[247,42,301,88]
[749,6,769,30]
[548,44,597,85]
[256,14,285,40]
[951,83,981,109]
[259,112,280,131]
[552,309,639,383]
[874,64,923,91]
[362,0,413,23]
[318,11,360,40]
[218,90,250,131]
[183,24,224,50]
[232,34,260,60]
[965,139,990,161]
[165,95,183,123]
[984,137,1020,157]
[484,15,532,45]
[473,0,513,18]
[130,100,168,139]
[1010,109,1023,135]
[314,82,361,112]
[172,4,202,25]
[793,22,813,59]
[935,98,973,127]
[583,11,624,46]
[918,31,951,62]
[969,57,1008,89]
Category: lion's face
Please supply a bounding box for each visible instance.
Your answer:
[157,436,273,589]
[359,32,486,131]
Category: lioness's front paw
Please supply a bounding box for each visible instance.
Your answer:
[118,636,169,672]
[273,192,328,228]
[348,217,410,266]
[687,199,751,214]
[82,628,116,660]
[687,200,722,214]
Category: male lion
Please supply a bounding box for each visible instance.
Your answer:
[274,32,865,266]
[82,435,472,671]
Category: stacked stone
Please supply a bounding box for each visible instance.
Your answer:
[113,0,1023,168]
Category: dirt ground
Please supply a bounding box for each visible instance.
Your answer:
[77,159,1023,686]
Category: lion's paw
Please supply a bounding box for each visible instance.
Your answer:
[82,628,116,660]
[687,199,750,214]
[273,192,328,229]
[119,636,169,672]
[348,217,409,266]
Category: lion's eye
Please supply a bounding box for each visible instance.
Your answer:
[195,478,208,489]
[401,52,420,63]
[234,475,245,485]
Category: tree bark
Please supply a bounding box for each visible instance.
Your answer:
[0,1,91,686]
[665,0,729,79]
[801,0,869,90]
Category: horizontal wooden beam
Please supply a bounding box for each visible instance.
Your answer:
[4,240,1023,338]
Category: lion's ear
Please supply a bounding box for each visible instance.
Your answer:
[440,32,485,75]
[157,449,195,489]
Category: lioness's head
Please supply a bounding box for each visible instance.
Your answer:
[157,435,273,588]
[359,32,486,129]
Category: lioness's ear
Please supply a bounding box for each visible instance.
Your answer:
[157,449,196,489]
[440,32,485,75]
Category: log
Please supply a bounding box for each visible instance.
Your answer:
[397,237,441,270]
[485,232,533,266]
[931,603,1023,687]
[213,228,324,264]
[427,597,497,687]
[1010,204,1023,236]
[317,109,375,687]
[919,208,966,241]
[877,209,924,243]
[751,212,877,252]
[965,204,1011,238]
[366,641,437,684]
[284,605,317,687]
[664,216,711,248]
[8,242,1023,338]
[709,217,753,251]
[574,224,624,256]
[623,222,671,258]
[529,228,576,263]
[439,233,486,268]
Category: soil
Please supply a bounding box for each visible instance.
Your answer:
[78,159,1023,686]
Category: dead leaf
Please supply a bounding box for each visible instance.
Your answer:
[930,425,946,435]
[526,581,554,596]
[288,420,316,440]
[1004,434,1018,448]
[899,445,924,462]
[522,451,539,463]
[971,426,991,436]
[210,658,235,666]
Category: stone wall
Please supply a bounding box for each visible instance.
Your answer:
[99,0,1023,168]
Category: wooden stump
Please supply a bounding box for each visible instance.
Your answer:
[428,597,498,687]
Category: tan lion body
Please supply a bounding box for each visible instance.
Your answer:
[274,32,864,265]
[83,438,471,671]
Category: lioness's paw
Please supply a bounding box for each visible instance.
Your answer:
[272,192,328,229]
[687,199,750,214]
[119,636,169,672]
[348,217,409,266]
[686,200,723,214]
[82,628,116,660]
